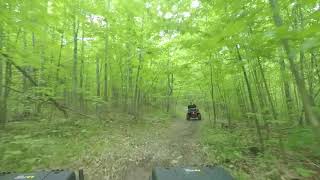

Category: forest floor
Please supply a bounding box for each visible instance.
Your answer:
[76,115,208,180]
[1,110,319,180]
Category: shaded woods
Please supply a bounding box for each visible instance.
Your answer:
[0,0,320,179]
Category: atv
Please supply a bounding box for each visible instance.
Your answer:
[186,108,201,120]
[151,166,233,180]
[0,166,233,180]
[0,169,84,180]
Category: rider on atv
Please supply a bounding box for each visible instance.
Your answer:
[188,102,197,109]
[187,102,201,120]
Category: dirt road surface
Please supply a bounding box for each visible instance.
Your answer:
[79,118,208,180]
[124,119,205,180]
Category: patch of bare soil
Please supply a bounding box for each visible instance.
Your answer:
[78,119,207,180]
[123,119,206,180]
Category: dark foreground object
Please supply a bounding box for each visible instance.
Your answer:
[151,167,233,180]
[0,170,83,180]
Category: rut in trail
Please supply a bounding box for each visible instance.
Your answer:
[124,119,206,180]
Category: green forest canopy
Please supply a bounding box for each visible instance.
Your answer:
[0,0,320,178]
[1,0,320,122]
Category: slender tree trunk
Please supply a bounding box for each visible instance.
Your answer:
[30,32,35,88]
[55,32,64,95]
[251,66,266,113]
[166,49,173,113]
[237,80,248,120]
[2,61,12,124]
[167,74,171,113]
[269,0,319,127]
[0,55,2,98]
[0,28,3,126]
[126,44,133,113]
[72,18,79,106]
[103,0,111,102]
[279,51,294,121]
[209,61,217,125]
[308,51,316,105]
[236,45,264,151]
[104,34,108,102]
[118,58,125,109]
[96,56,100,114]
[96,57,101,97]
[312,50,320,99]
[134,50,143,114]
[217,84,231,126]
[257,57,277,120]
[22,31,29,92]
[80,28,85,112]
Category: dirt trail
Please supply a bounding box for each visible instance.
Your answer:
[123,119,205,180]
[79,117,207,180]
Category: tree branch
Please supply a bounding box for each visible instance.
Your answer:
[1,52,69,118]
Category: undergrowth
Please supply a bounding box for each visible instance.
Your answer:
[200,120,320,179]
[0,111,170,172]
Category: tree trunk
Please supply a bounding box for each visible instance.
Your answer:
[134,50,143,114]
[257,57,277,120]
[236,45,264,151]
[0,29,3,126]
[312,50,320,99]
[269,0,319,127]
[279,50,294,121]
[55,32,64,95]
[72,18,79,106]
[2,61,12,124]
[104,34,108,102]
[80,28,85,112]
[209,60,217,125]
[251,65,266,114]
[217,83,231,126]
[22,31,29,92]
[96,57,101,97]
[166,49,173,113]
[308,51,316,105]
[96,56,101,115]
[126,44,133,113]
[0,62,3,126]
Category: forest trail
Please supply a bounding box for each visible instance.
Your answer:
[80,117,207,180]
[123,118,205,180]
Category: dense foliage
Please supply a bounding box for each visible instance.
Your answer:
[0,0,320,179]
